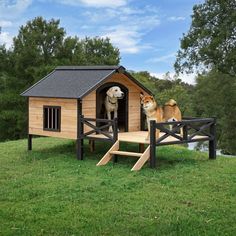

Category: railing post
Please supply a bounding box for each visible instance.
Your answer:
[150,120,156,168]
[28,134,32,151]
[209,117,216,159]
[183,124,188,141]
[113,118,118,163]
[77,114,84,160]
[113,118,118,142]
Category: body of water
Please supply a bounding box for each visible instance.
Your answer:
[187,141,236,157]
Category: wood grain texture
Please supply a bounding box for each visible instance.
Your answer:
[81,72,149,132]
[29,97,77,139]
[131,145,150,171]
[96,140,119,166]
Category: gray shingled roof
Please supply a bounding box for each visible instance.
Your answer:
[21,65,152,99]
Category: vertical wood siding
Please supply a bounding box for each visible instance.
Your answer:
[82,73,149,132]
[28,97,77,139]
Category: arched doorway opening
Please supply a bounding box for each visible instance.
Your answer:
[96,82,128,132]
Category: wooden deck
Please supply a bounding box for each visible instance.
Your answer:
[88,131,207,144]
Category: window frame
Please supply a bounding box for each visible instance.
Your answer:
[43,105,61,132]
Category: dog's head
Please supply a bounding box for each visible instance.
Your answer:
[140,94,156,110]
[106,86,124,99]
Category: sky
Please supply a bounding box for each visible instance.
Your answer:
[0,0,204,84]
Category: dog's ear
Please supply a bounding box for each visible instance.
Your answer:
[106,88,114,98]
[140,93,144,103]
[150,96,155,101]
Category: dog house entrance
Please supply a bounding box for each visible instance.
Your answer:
[96,82,128,132]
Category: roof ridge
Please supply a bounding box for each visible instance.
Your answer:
[55,65,123,70]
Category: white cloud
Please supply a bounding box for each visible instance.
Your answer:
[147,53,176,63]
[0,31,13,48]
[102,26,147,54]
[168,16,186,21]
[56,0,127,8]
[101,15,159,54]
[93,8,160,54]
[0,20,12,27]
[150,71,196,85]
[0,0,32,19]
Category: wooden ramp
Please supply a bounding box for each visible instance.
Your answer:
[96,140,150,171]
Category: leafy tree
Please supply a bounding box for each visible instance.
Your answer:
[194,71,236,154]
[13,17,65,64]
[82,37,120,65]
[12,17,65,85]
[56,36,86,65]
[175,0,236,76]
[175,0,236,154]
[156,85,194,116]
[131,71,158,95]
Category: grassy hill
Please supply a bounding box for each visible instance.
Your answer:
[0,137,235,236]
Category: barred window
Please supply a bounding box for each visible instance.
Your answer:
[43,106,61,132]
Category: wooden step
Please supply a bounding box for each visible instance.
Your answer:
[96,140,119,166]
[131,145,150,171]
[110,150,142,157]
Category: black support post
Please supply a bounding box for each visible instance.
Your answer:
[89,140,95,152]
[113,118,118,142]
[150,120,156,168]
[209,118,216,159]
[77,100,84,160]
[77,115,84,160]
[76,138,83,160]
[183,124,188,140]
[28,134,32,151]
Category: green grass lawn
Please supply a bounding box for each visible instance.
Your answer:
[0,137,236,236]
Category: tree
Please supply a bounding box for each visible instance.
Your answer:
[12,17,65,87]
[13,17,65,64]
[193,71,236,154]
[82,37,120,65]
[175,0,236,76]
[175,0,236,154]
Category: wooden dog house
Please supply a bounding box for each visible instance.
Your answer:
[21,66,151,145]
[22,65,216,171]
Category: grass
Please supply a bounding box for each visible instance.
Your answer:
[0,137,236,236]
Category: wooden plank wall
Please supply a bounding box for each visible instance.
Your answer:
[29,97,77,139]
[82,73,148,132]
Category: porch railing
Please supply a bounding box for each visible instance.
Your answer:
[149,117,216,168]
[79,115,118,142]
[76,115,118,160]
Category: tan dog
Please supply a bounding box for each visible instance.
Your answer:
[140,94,163,140]
[105,86,124,132]
[163,99,183,136]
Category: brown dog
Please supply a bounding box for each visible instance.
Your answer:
[163,99,183,136]
[140,94,163,140]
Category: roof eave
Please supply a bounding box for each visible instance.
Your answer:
[20,69,56,97]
